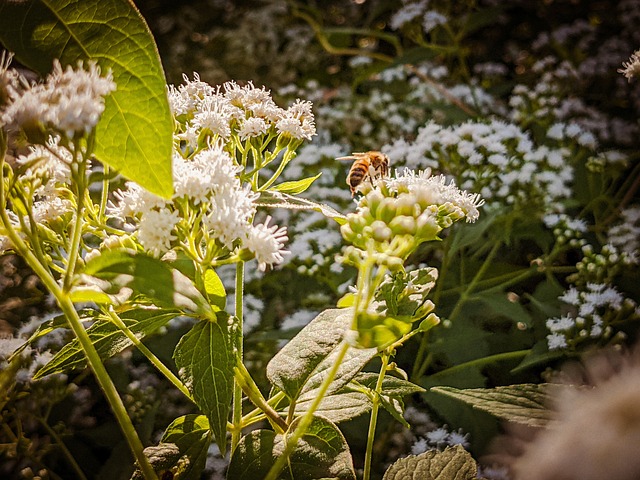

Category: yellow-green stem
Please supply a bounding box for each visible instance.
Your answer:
[105,308,192,400]
[363,352,391,480]
[231,261,244,452]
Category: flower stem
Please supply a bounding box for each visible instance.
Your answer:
[363,351,391,480]
[231,261,245,452]
[105,308,193,400]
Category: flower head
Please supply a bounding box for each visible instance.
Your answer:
[619,49,640,82]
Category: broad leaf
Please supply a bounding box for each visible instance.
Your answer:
[227,416,356,480]
[132,415,212,480]
[383,445,477,480]
[430,383,557,427]
[353,373,426,397]
[267,308,377,401]
[257,191,346,224]
[271,173,322,195]
[34,308,179,379]
[82,250,215,319]
[0,0,173,197]
[174,320,234,456]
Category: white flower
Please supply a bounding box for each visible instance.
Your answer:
[3,59,116,138]
[546,315,575,332]
[619,49,640,82]
[411,438,429,455]
[422,10,447,33]
[547,333,568,350]
[137,208,180,256]
[425,427,450,445]
[275,99,316,140]
[238,117,269,140]
[390,0,428,30]
[244,216,289,271]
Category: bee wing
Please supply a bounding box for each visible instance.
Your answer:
[336,152,367,161]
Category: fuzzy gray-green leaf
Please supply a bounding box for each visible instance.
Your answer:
[383,445,477,480]
[430,383,555,427]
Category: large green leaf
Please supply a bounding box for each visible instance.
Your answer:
[173,320,234,456]
[227,416,356,480]
[82,250,215,319]
[383,445,477,480]
[430,383,557,427]
[266,308,377,401]
[34,308,179,379]
[0,0,173,197]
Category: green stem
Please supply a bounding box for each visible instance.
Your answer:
[363,352,391,480]
[231,261,245,452]
[429,349,530,379]
[234,362,287,433]
[105,308,192,400]
[264,340,351,480]
[99,164,110,221]
[63,152,87,292]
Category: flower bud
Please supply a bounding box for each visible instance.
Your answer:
[388,215,416,236]
[376,197,397,224]
[371,220,392,242]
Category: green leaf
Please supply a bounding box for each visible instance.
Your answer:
[382,445,477,480]
[292,391,372,424]
[474,291,532,327]
[353,373,426,397]
[257,191,347,224]
[8,311,91,362]
[0,0,173,197]
[34,308,179,378]
[266,308,377,401]
[204,268,226,311]
[131,415,212,480]
[82,250,214,319]
[430,383,557,427]
[173,320,234,456]
[271,173,322,195]
[227,416,356,480]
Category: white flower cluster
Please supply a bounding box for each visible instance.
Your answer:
[546,283,639,350]
[2,59,116,139]
[168,74,315,149]
[619,50,640,82]
[608,206,640,255]
[381,168,485,223]
[543,213,588,247]
[389,1,448,34]
[410,425,470,454]
[109,145,288,270]
[384,119,573,212]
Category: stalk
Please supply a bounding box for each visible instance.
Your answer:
[363,352,391,480]
[231,261,245,452]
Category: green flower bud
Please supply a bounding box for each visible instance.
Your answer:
[366,189,385,217]
[371,220,392,242]
[377,197,397,224]
[416,211,440,239]
[388,215,417,236]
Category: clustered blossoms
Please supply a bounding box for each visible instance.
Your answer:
[546,283,640,351]
[542,213,588,248]
[384,119,578,213]
[340,168,483,270]
[1,58,116,139]
[168,74,315,157]
[109,144,288,270]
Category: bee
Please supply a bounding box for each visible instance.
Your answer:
[337,151,390,196]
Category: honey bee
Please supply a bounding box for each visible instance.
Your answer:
[337,151,390,196]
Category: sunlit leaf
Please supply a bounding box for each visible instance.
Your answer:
[34,308,179,379]
[0,0,173,197]
[271,173,322,195]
